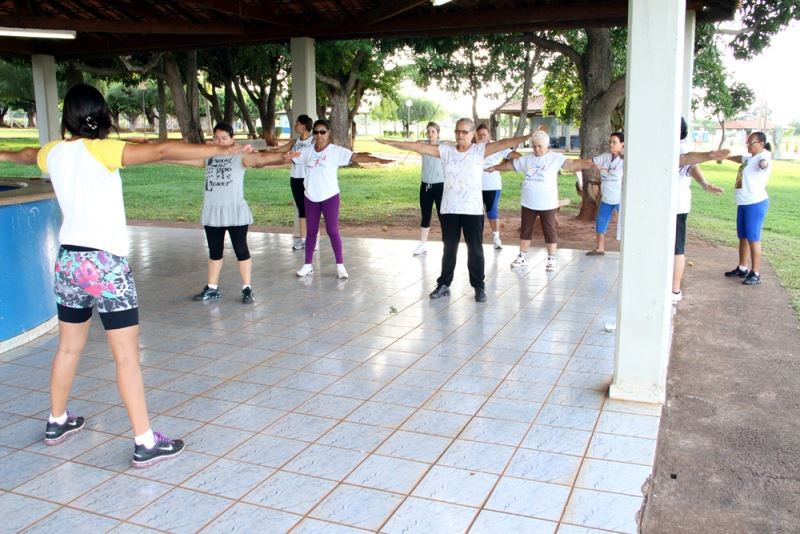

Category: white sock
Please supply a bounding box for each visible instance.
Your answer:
[337,263,345,268]
[243,284,251,290]
[739,265,748,271]
[493,231,500,238]
[49,412,68,425]
[208,283,218,290]
[134,428,156,449]
[753,271,759,276]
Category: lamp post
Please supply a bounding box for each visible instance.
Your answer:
[405,99,412,139]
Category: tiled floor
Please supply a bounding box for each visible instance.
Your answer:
[0,226,661,533]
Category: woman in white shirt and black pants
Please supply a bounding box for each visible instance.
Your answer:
[378,119,528,302]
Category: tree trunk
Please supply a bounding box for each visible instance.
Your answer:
[185,51,203,142]
[717,115,726,151]
[575,28,624,221]
[163,53,202,143]
[0,106,7,126]
[199,82,224,126]
[327,91,351,149]
[232,78,257,138]
[514,47,535,137]
[157,77,168,141]
[223,82,235,125]
[64,63,84,88]
[263,73,280,145]
[27,110,35,127]
[471,90,479,125]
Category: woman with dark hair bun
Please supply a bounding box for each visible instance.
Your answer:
[723,131,772,286]
[0,83,252,467]
[292,119,387,279]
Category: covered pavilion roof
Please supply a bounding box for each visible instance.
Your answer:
[0,0,737,58]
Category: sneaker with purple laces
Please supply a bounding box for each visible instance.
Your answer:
[132,431,185,468]
[44,411,84,445]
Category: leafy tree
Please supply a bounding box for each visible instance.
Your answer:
[532,28,627,220]
[316,40,403,148]
[725,0,800,58]
[0,60,35,126]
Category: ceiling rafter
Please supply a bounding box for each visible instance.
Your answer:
[358,0,430,25]
[0,14,245,34]
[180,0,294,28]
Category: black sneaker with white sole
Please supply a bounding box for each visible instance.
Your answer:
[192,285,221,301]
[44,411,85,445]
[132,432,185,468]
[241,287,255,304]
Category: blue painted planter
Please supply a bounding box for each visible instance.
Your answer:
[0,181,61,342]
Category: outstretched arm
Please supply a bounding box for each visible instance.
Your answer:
[679,148,729,167]
[0,147,39,165]
[351,152,393,164]
[375,138,439,157]
[484,134,528,157]
[562,158,599,172]
[485,159,515,173]
[122,141,252,167]
[243,150,299,168]
[690,165,724,194]
[726,155,743,164]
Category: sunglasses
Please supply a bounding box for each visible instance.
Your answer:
[746,140,762,145]
[454,129,473,135]
[312,130,328,135]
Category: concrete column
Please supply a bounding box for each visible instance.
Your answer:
[290,37,317,121]
[611,0,686,404]
[31,55,61,146]
[682,10,696,131]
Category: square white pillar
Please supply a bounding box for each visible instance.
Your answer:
[290,37,317,121]
[611,0,686,404]
[683,10,697,127]
[31,55,61,145]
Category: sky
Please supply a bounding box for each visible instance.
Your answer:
[401,21,800,127]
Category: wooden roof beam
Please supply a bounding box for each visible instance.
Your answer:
[181,0,294,28]
[0,15,245,34]
[359,0,431,25]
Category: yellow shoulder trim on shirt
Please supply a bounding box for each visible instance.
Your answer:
[36,140,61,173]
[83,139,127,172]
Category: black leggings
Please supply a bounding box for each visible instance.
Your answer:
[419,182,444,228]
[291,177,306,218]
[204,225,250,261]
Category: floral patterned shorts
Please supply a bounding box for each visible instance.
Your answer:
[54,247,138,317]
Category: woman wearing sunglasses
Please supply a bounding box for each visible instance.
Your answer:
[292,119,387,278]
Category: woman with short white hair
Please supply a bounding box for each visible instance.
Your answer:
[487,130,598,271]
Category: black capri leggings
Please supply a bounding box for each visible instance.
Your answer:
[291,177,306,218]
[419,182,444,228]
[204,225,250,261]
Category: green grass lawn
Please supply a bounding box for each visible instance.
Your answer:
[2,131,797,312]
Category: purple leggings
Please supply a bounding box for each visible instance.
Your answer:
[305,194,344,264]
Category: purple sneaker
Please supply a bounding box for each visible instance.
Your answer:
[132,431,185,468]
[44,411,85,445]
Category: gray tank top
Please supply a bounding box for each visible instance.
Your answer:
[201,154,254,227]
[421,142,444,184]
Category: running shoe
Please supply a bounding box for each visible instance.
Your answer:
[413,242,427,256]
[545,256,557,271]
[132,431,184,468]
[511,252,528,268]
[337,265,349,279]
[429,284,451,299]
[292,239,306,250]
[192,286,221,301]
[724,266,749,278]
[44,411,84,445]
[493,235,502,249]
[296,264,314,277]
[742,272,761,285]
[241,287,255,304]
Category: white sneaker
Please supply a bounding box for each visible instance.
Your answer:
[292,239,305,250]
[546,255,557,271]
[413,242,427,256]
[493,235,502,249]
[296,264,314,277]
[511,252,528,268]
[337,264,349,279]
[671,290,682,302]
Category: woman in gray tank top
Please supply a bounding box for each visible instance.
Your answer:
[168,123,297,303]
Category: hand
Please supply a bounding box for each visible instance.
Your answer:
[704,183,724,194]
[283,151,301,161]
[507,151,521,160]
[709,148,730,162]
[484,165,500,173]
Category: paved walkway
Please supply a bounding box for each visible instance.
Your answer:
[0,227,660,533]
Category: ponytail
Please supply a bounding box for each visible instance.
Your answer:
[764,142,772,152]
